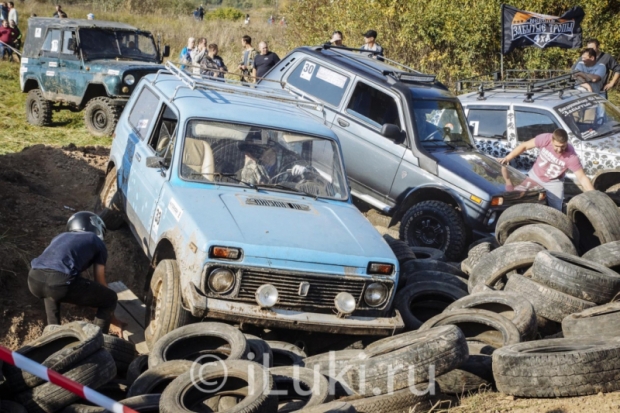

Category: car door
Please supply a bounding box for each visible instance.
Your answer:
[57,30,83,105]
[38,28,62,96]
[331,79,406,205]
[513,107,562,172]
[127,101,179,249]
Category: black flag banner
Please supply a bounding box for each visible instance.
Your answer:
[501,4,585,55]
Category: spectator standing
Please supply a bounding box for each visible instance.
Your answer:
[207,43,227,78]
[326,30,345,47]
[499,129,594,210]
[9,18,19,49]
[198,5,204,21]
[268,15,273,25]
[237,35,256,82]
[0,3,7,21]
[180,37,195,69]
[53,5,67,18]
[279,16,286,26]
[193,8,201,21]
[7,2,15,25]
[0,18,17,60]
[573,48,606,95]
[360,30,384,59]
[572,38,620,98]
[253,41,280,79]
[191,37,207,66]
[244,14,250,25]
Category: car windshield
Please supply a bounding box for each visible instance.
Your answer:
[556,95,620,140]
[411,99,474,148]
[179,120,349,200]
[78,28,158,62]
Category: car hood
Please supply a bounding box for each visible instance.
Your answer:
[85,60,164,72]
[434,149,543,197]
[174,189,396,269]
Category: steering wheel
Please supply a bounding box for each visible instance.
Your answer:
[269,169,293,185]
[423,129,443,141]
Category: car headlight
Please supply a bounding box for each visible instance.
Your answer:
[207,268,235,294]
[124,74,135,85]
[334,292,356,315]
[364,283,388,307]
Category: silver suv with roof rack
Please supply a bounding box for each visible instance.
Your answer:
[458,72,620,198]
[259,45,546,260]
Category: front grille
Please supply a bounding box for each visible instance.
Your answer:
[237,270,366,309]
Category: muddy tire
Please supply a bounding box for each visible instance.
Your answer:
[531,250,620,304]
[149,322,248,368]
[567,190,620,252]
[346,325,468,396]
[436,341,494,395]
[127,360,195,397]
[266,341,306,367]
[495,203,577,245]
[159,360,278,413]
[468,242,544,292]
[446,291,537,341]
[15,350,116,413]
[562,302,620,339]
[504,272,596,322]
[94,168,125,231]
[493,337,620,397]
[582,241,620,273]
[349,387,431,412]
[4,321,103,392]
[399,201,466,262]
[126,355,149,387]
[461,241,493,276]
[382,235,416,265]
[504,224,578,255]
[145,259,194,351]
[270,366,332,412]
[395,281,468,330]
[25,89,52,127]
[84,97,120,137]
[102,334,136,376]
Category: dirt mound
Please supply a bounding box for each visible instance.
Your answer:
[0,145,148,349]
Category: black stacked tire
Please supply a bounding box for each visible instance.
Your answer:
[562,302,620,338]
[383,235,416,265]
[127,360,195,397]
[102,334,136,376]
[402,259,466,278]
[435,340,494,395]
[269,366,332,412]
[504,224,578,255]
[567,190,620,252]
[401,270,468,292]
[265,341,306,367]
[495,204,577,245]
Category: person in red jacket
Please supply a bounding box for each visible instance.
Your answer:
[0,19,16,60]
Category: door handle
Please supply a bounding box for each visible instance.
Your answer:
[135,153,141,162]
[337,118,350,128]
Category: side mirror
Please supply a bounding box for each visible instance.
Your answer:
[162,45,170,58]
[146,156,168,168]
[468,124,475,135]
[381,123,406,144]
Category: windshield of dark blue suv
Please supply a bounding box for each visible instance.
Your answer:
[412,99,474,148]
[78,28,158,62]
[556,95,620,140]
[179,120,349,200]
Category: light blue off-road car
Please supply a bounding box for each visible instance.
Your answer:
[96,63,403,348]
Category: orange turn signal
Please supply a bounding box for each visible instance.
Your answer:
[491,196,504,206]
[210,246,241,260]
[368,262,394,275]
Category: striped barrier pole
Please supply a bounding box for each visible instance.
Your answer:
[0,345,139,413]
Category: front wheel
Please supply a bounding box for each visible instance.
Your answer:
[145,259,193,350]
[399,200,466,261]
[94,167,125,230]
[84,97,120,137]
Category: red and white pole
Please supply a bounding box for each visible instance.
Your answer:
[0,345,139,413]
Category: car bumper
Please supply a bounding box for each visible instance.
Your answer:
[187,283,404,336]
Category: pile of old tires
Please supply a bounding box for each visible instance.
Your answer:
[387,190,620,399]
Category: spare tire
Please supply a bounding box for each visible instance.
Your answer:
[496,203,577,245]
[265,341,306,367]
[562,302,620,339]
[4,321,103,392]
[148,322,249,369]
[419,308,521,349]
[394,281,468,330]
[504,224,578,255]
[582,241,620,273]
[531,250,620,304]
[567,190,620,252]
[270,366,332,412]
[468,242,544,292]
[445,291,537,341]
[127,360,195,397]
[504,272,596,322]
[493,337,620,397]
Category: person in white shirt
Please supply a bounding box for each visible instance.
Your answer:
[360,30,384,59]
[7,2,16,26]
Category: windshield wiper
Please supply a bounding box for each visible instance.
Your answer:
[422,140,456,149]
[189,172,258,190]
[255,183,319,200]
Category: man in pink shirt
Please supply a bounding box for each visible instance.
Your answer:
[499,129,594,210]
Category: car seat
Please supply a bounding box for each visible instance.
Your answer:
[182,138,214,180]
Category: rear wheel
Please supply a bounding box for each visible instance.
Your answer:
[84,97,120,137]
[400,200,466,261]
[25,89,52,126]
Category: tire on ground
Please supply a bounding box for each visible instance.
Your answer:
[270,366,332,412]
[582,240,620,273]
[245,334,273,367]
[295,401,356,413]
[125,355,149,387]
[562,302,620,339]
[148,322,248,369]
[401,270,468,292]
[402,259,466,279]
[395,281,468,330]
[159,360,278,413]
[493,337,620,397]
[346,325,468,396]
[144,259,194,350]
[495,203,577,245]
[461,241,493,276]
[127,360,195,397]
[468,242,544,292]
[504,224,578,255]
[94,168,125,230]
[62,394,161,413]
[25,89,52,127]
[504,272,596,322]
[567,190,620,252]
[102,334,136,377]
[84,97,121,137]
[265,341,306,367]
[399,200,466,262]
[408,247,446,262]
[15,349,116,413]
[4,321,103,392]
[349,387,431,413]
[382,234,416,265]
[303,350,363,397]
[435,341,494,395]
[531,250,620,304]
[445,291,537,341]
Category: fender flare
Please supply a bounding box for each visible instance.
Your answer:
[389,184,469,227]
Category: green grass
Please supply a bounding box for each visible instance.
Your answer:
[0,61,113,155]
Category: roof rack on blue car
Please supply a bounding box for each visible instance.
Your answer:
[456,70,576,102]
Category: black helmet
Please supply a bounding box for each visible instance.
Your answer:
[66,211,106,241]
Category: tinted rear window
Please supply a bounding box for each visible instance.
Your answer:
[287,60,350,107]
